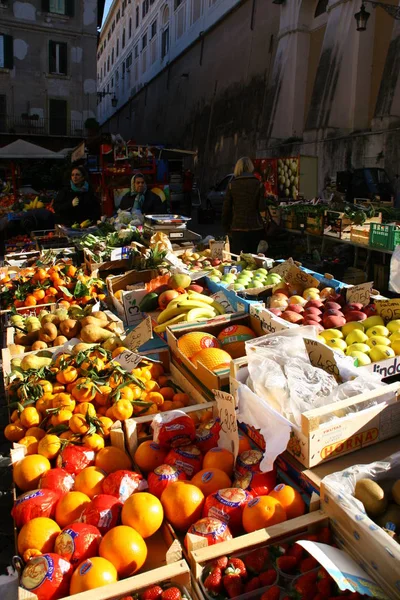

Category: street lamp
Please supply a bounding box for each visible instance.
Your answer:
[97,91,118,107]
[355,0,400,30]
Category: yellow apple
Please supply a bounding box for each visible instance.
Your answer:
[341,322,365,338]
[346,330,368,345]
[369,345,395,362]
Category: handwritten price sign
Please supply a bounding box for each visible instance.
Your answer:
[375,298,400,322]
[113,349,143,370]
[285,265,319,292]
[213,389,239,459]
[210,240,225,260]
[123,316,153,351]
[270,258,295,278]
[346,282,373,307]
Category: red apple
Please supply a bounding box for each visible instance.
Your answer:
[363,304,377,317]
[345,311,367,322]
[304,307,322,317]
[323,309,344,318]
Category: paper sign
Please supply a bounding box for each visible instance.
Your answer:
[123,316,153,350]
[210,240,225,260]
[346,282,373,307]
[110,247,131,260]
[375,298,400,322]
[213,389,239,459]
[211,291,235,314]
[304,338,341,379]
[297,541,389,599]
[113,350,143,370]
[285,264,319,291]
[165,252,190,274]
[270,258,295,278]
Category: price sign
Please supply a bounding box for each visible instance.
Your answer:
[113,349,143,370]
[123,316,153,350]
[211,291,235,314]
[210,240,225,260]
[304,338,340,380]
[375,298,400,322]
[269,258,294,278]
[165,252,190,274]
[110,247,131,261]
[213,389,239,459]
[285,264,319,292]
[346,282,373,307]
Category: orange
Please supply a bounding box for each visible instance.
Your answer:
[172,393,190,406]
[70,557,118,593]
[17,436,39,455]
[51,408,73,427]
[134,441,168,473]
[113,399,133,421]
[99,525,147,578]
[203,448,234,478]
[145,380,160,392]
[191,468,232,496]
[159,387,175,400]
[238,431,252,454]
[161,481,204,531]
[145,391,164,406]
[74,466,106,499]
[121,492,164,538]
[111,346,129,359]
[55,491,91,528]
[160,400,174,412]
[4,422,26,442]
[18,517,60,561]
[242,496,287,533]
[177,332,220,359]
[95,446,132,474]
[13,454,51,491]
[217,325,256,358]
[191,348,232,371]
[148,362,164,380]
[38,434,62,460]
[95,385,112,406]
[25,427,46,441]
[98,416,113,438]
[20,407,40,429]
[75,402,97,418]
[83,433,105,451]
[268,484,306,520]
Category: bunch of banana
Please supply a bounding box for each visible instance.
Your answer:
[71,219,92,229]
[24,196,44,210]
[154,290,226,333]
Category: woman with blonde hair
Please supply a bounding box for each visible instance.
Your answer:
[222,157,267,254]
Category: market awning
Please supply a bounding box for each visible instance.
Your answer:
[0,139,65,160]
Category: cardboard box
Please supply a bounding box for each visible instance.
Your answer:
[107,268,161,326]
[167,308,289,400]
[230,336,400,468]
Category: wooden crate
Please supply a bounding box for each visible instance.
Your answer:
[350,225,370,245]
[230,342,400,468]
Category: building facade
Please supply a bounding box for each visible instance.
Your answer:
[99,0,400,192]
[0,0,104,148]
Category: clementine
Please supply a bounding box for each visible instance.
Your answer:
[121,492,163,538]
[99,525,147,578]
[268,484,306,520]
[161,481,204,531]
[203,448,234,478]
[242,496,287,533]
[191,468,232,496]
[134,441,168,473]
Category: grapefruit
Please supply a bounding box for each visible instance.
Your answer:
[177,332,220,359]
[217,325,256,358]
[191,348,232,371]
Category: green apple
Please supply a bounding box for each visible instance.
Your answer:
[208,276,220,282]
[247,280,264,289]
[255,268,268,275]
[264,274,282,285]
[241,270,253,277]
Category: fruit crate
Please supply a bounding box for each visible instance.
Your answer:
[230,340,400,469]
[350,225,370,245]
[31,229,69,250]
[369,222,400,250]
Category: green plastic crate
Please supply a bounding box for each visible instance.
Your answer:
[369,223,400,250]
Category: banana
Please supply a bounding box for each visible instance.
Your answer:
[157,305,191,324]
[153,313,188,333]
[211,300,226,315]
[186,291,215,305]
[186,307,217,322]
[173,299,215,310]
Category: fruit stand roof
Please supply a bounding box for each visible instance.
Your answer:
[0,139,65,160]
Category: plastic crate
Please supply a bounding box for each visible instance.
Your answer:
[369,222,400,250]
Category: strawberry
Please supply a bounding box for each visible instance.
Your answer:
[212,557,229,570]
[142,587,163,600]
[299,557,318,573]
[243,548,269,574]
[317,567,330,581]
[293,571,318,598]
[223,574,244,598]
[304,534,319,542]
[260,586,281,600]
[276,555,297,574]
[286,544,304,564]
[244,576,261,593]
[259,568,277,587]
[317,577,333,596]
[161,588,182,600]
[204,567,223,594]
[225,558,247,579]
[317,526,332,545]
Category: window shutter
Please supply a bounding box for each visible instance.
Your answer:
[42,0,50,12]
[65,0,74,16]
[49,40,56,73]
[4,35,13,69]
[60,43,68,74]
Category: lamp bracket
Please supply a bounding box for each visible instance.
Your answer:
[365,0,400,19]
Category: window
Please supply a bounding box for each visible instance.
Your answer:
[116,9,120,21]
[108,31,111,40]
[107,84,109,92]
[104,38,106,48]
[116,39,119,57]
[136,6,139,27]
[112,20,115,32]
[49,99,67,136]
[111,47,114,64]
[122,62,126,78]
[111,77,114,88]
[191,0,202,24]
[126,52,132,68]
[107,55,110,71]
[0,34,13,69]
[116,69,119,84]
[175,0,186,39]
[43,0,74,16]
[142,0,149,18]
[49,41,68,75]
[161,27,169,58]
[151,19,157,38]
[122,29,126,48]
[314,0,328,17]
[174,0,183,8]
[134,44,139,58]
[129,18,132,37]
[142,33,147,49]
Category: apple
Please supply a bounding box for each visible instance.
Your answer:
[302,287,320,301]
[272,282,290,295]
[324,301,342,312]
[270,293,289,309]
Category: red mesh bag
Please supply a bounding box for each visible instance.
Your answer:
[233,469,277,498]
[12,489,60,529]
[39,468,75,495]
[195,419,221,454]
[152,410,196,449]
[101,470,147,503]
[54,522,102,565]
[20,553,73,600]
[80,494,122,535]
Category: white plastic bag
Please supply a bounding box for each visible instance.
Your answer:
[389,245,400,292]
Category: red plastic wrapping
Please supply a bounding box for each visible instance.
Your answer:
[152,410,196,449]
[233,469,277,497]
[54,522,102,565]
[12,489,60,529]
[101,470,147,503]
[20,553,73,600]
[147,464,187,499]
[56,446,95,475]
[203,488,250,534]
[80,494,122,535]
[39,468,75,495]
[185,516,232,547]
[165,445,203,478]
[195,419,221,454]
[235,449,263,476]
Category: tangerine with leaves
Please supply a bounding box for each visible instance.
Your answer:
[18,436,39,455]
[4,422,26,443]
[38,434,62,460]
[83,433,105,452]
[20,407,40,429]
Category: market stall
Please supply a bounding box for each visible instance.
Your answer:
[1,218,400,600]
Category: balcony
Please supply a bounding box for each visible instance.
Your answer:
[0,115,84,137]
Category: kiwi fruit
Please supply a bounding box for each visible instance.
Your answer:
[354,478,387,517]
[392,480,400,505]
[377,504,400,533]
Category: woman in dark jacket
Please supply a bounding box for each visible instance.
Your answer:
[119,173,166,215]
[222,157,267,254]
[55,166,100,226]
